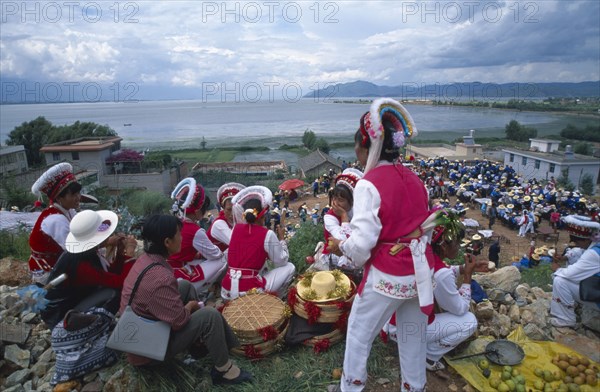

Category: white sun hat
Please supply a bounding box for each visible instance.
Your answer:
[65,210,119,254]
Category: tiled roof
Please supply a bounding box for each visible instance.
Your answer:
[298,149,342,174]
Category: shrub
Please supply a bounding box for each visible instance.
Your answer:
[520,263,553,289]
[0,227,31,260]
[288,222,323,274]
[124,190,172,217]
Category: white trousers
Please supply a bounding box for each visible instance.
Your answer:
[340,271,428,392]
[518,224,527,237]
[187,258,227,293]
[383,312,477,362]
[550,276,579,327]
[221,262,296,300]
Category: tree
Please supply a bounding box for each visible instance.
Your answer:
[315,138,331,154]
[302,130,317,150]
[579,173,594,196]
[6,117,118,167]
[5,116,54,166]
[504,120,537,142]
[556,168,574,191]
[574,142,592,155]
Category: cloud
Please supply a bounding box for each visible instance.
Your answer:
[0,0,598,93]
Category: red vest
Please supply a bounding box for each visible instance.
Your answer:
[222,223,269,292]
[28,207,65,272]
[364,164,434,276]
[207,211,230,251]
[322,209,341,255]
[167,220,202,267]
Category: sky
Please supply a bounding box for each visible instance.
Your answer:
[1,1,599,100]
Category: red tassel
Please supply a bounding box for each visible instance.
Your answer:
[287,286,298,309]
[334,311,349,333]
[303,301,322,325]
[258,325,278,342]
[243,345,263,359]
[379,330,389,344]
[313,338,331,354]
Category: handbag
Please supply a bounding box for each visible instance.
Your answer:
[579,274,600,303]
[106,262,171,361]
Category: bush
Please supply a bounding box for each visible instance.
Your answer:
[0,227,31,260]
[123,190,172,217]
[0,177,37,209]
[520,263,553,289]
[288,223,323,274]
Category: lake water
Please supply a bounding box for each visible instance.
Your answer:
[0,100,592,154]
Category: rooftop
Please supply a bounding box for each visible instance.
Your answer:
[502,147,599,164]
[0,145,25,155]
[298,149,341,174]
[529,138,562,144]
[40,137,122,152]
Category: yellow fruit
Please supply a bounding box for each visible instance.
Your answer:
[559,353,569,361]
[515,385,525,392]
[564,376,573,384]
[577,364,586,373]
[534,368,544,377]
[573,376,585,385]
[533,380,545,390]
[503,366,512,373]
[569,357,580,366]
[568,383,580,392]
[586,375,597,386]
[567,366,579,377]
[558,361,570,371]
[502,371,512,381]
[515,375,525,385]
[505,379,515,392]
[332,368,342,380]
[489,377,501,389]
[580,357,590,367]
[511,369,520,377]
[497,382,510,392]
[544,371,555,383]
[479,359,490,370]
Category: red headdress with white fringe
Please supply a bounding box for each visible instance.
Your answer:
[171,177,205,217]
[334,168,364,193]
[31,162,77,202]
[231,186,272,225]
[217,182,246,207]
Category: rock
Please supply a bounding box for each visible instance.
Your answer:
[581,302,600,333]
[4,368,31,388]
[508,305,520,323]
[104,367,139,392]
[520,309,534,325]
[514,284,530,300]
[499,304,507,315]
[0,258,30,286]
[30,342,49,361]
[475,301,494,320]
[486,289,506,302]
[84,372,98,383]
[37,383,52,392]
[21,312,37,324]
[523,324,550,340]
[0,292,20,308]
[521,299,550,329]
[474,266,521,293]
[449,383,458,391]
[30,358,53,378]
[530,287,550,300]
[5,344,31,368]
[0,322,32,344]
[3,385,25,392]
[503,294,515,305]
[23,380,32,391]
[491,313,511,337]
[37,347,55,364]
[376,378,391,385]
[81,381,104,392]
[478,325,498,338]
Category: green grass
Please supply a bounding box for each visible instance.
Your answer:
[131,338,398,392]
[169,149,237,163]
[0,227,31,261]
[519,263,554,288]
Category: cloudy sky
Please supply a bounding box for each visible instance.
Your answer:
[1,1,599,99]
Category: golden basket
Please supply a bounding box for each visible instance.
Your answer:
[230,321,289,358]
[222,293,288,343]
[293,281,356,323]
[302,327,344,348]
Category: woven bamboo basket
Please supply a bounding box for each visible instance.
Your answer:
[231,321,289,358]
[302,327,344,348]
[222,293,287,342]
[293,281,356,323]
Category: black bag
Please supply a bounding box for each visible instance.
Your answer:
[579,274,600,303]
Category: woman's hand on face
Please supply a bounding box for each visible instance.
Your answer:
[331,200,348,222]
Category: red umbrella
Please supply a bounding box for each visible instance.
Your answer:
[279,179,305,191]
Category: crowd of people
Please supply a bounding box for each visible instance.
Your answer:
[26,98,598,391]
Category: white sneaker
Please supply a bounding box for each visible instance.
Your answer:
[426,359,445,371]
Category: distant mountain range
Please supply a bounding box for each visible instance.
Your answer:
[1,78,598,104]
[303,80,600,99]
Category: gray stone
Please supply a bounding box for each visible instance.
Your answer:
[37,382,52,392]
[0,322,32,344]
[486,289,506,302]
[4,385,25,392]
[37,347,55,364]
[503,294,515,305]
[581,302,600,333]
[0,292,20,308]
[499,304,507,315]
[491,313,511,337]
[523,324,551,340]
[4,368,31,388]
[82,381,104,392]
[30,359,53,378]
[478,325,498,338]
[475,301,494,320]
[21,312,37,324]
[508,305,521,323]
[474,266,521,293]
[22,380,32,391]
[30,342,48,361]
[5,344,31,368]
[515,284,530,299]
[530,287,550,300]
[521,299,550,329]
[84,372,98,383]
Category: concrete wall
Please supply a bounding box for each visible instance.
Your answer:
[530,140,559,153]
[0,150,28,176]
[44,149,112,175]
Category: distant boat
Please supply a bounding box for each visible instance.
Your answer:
[123,123,132,126]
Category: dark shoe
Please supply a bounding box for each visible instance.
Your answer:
[211,366,253,385]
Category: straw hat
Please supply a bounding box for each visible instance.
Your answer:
[297,271,351,303]
[534,248,544,255]
[65,210,118,254]
[507,204,514,209]
[531,254,541,261]
[524,196,531,202]
[472,234,482,241]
